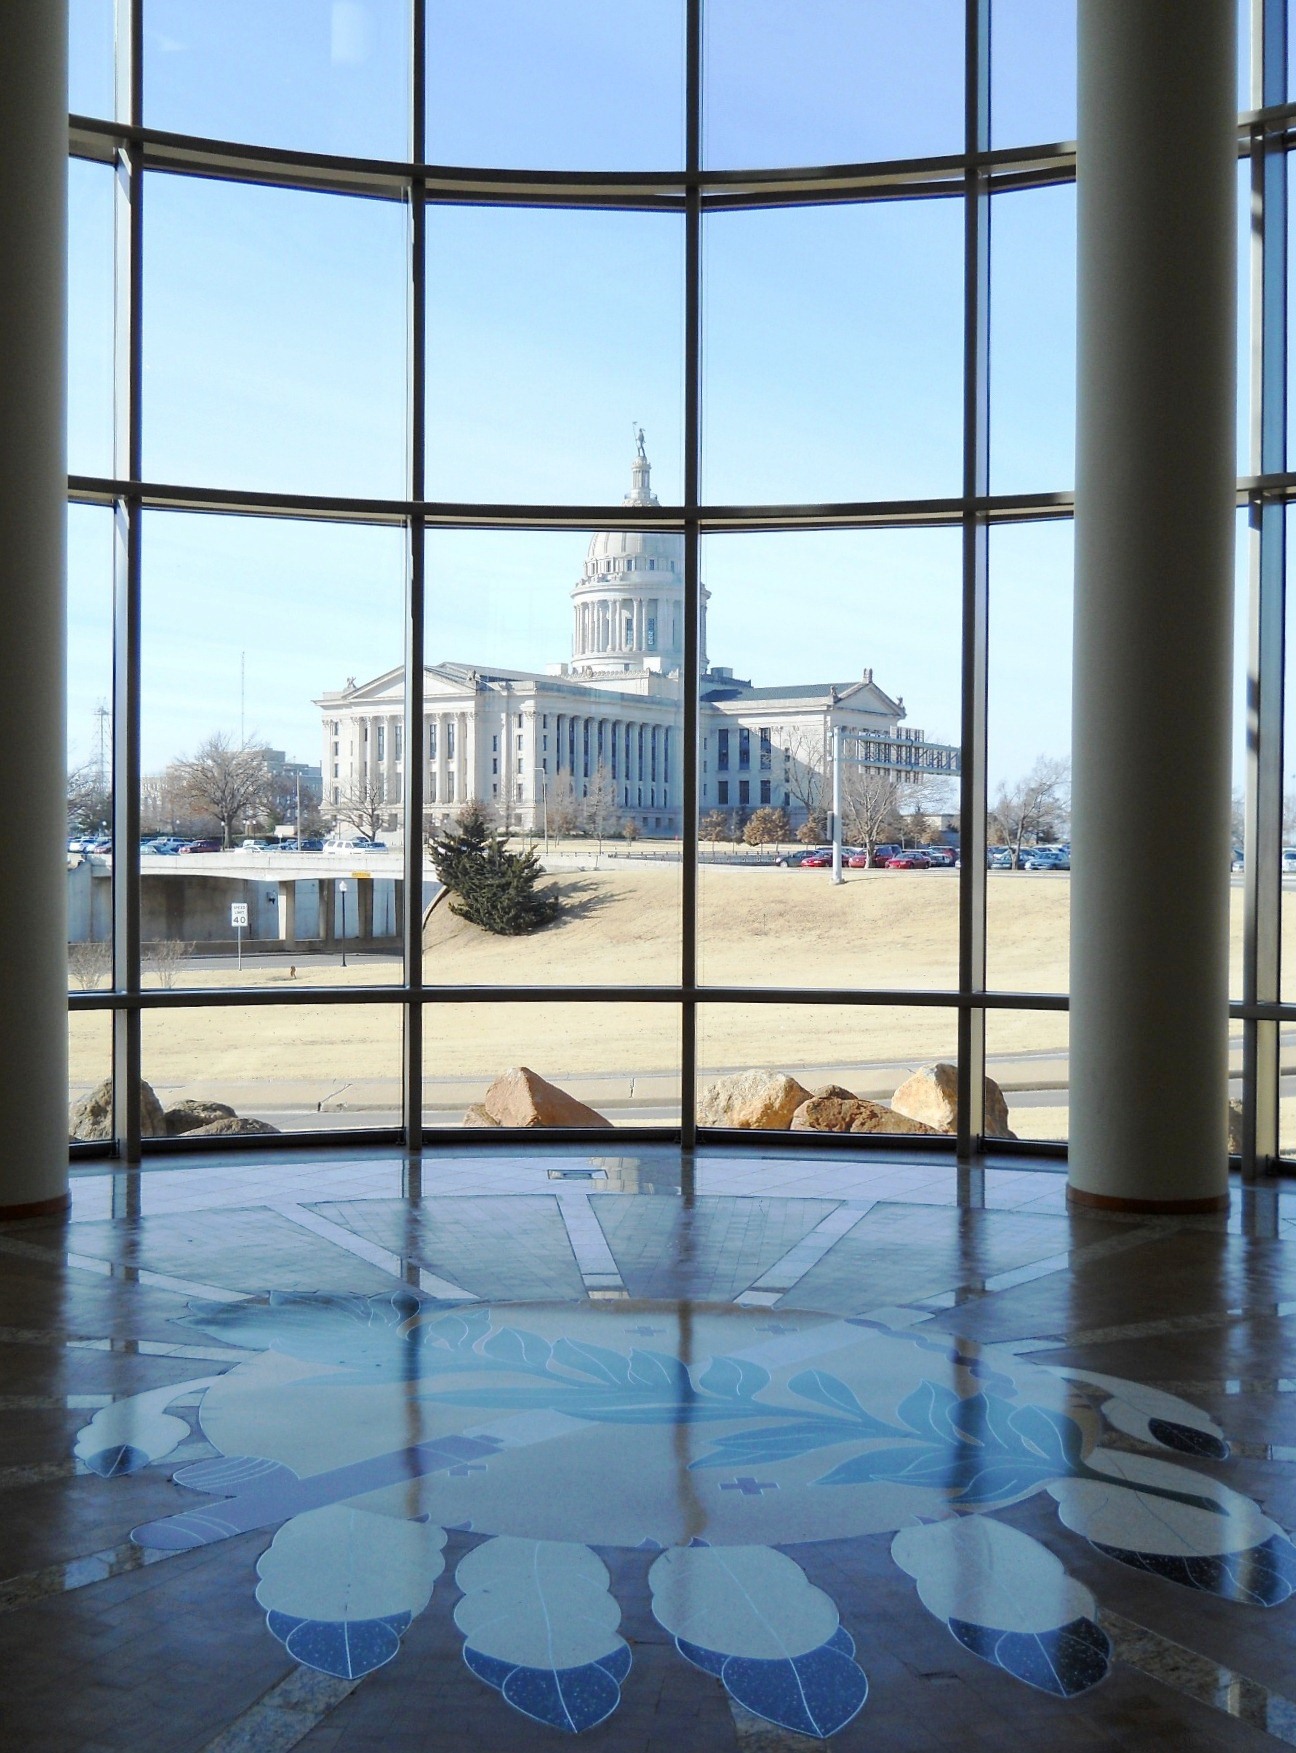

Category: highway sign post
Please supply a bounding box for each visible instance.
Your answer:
[231,901,248,970]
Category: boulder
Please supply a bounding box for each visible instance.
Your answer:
[164,1100,236,1137]
[69,1078,166,1142]
[1228,1099,1244,1155]
[463,1103,502,1128]
[481,1066,613,1130]
[696,1070,811,1130]
[791,1096,941,1135]
[890,1061,1016,1140]
[184,1116,281,1137]
[812,1084,857,1101]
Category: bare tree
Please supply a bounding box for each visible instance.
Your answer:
[547,772,580,837]
[144,939,193,990]
[583,762,619,852]
[621,817,640,845]
[169,734,273,848]
[839,767,904,859]
[989,757,1070,869]
[331,773,388,841]
[781,724,827,828]
[67,939,112,990]
[67,759,112,836]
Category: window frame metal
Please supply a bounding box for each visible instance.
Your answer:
[65,0,1293,1174]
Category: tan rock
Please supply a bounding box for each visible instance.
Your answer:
[463,1103,501,1128]
[164,1100,236,1136]
[890,1061,1016,1139]
[791,1096,940,1135]
[69,1078,166,1142]
[1228,1099,1244,1155]
[696,1070,811,1130]
[482,1066,613,1129]
[812,1084,857,1101]
[184,1116,281,1136]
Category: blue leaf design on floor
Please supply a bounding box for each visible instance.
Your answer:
[675,1636,867,1737]
[277,1613,411,1679]
[82,1444,150,1478]
[1093,1533,1296,1607]
[723,1643,869,1738]
[463,1652,624,1733]
[948,1615,1111,1696]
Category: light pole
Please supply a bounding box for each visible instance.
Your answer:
[338,880,348,969]
[830,720,844,884]
[540,768,549,857]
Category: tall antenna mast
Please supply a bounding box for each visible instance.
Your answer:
[240,651,246,747]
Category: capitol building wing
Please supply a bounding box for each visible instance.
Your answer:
[316,447,952,839]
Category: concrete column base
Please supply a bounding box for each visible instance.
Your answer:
[1066,1184,1229,1216]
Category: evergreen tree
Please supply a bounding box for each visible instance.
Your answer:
[430,806,561,936]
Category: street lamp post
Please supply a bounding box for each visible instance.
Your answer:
[831,721,844,886]
[540,768,549,857]
[339,880,348,969]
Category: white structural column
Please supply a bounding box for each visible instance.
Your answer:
[0,3,68,1215]
[1069,0,1236,1212]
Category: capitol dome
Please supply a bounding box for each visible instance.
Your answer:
[571,439,706,676]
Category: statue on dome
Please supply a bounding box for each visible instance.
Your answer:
[634,423,647,460]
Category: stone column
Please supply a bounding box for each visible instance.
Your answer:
[0,4,68,1215]
[277,881,297,949]
[1069,0,1237,1212]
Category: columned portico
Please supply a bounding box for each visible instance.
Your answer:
[1069,0,1236,1211]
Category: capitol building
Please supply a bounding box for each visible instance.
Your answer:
[317,443,955,839]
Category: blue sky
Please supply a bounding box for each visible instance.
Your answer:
[66,1,1258,797]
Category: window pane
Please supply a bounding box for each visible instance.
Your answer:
[697,1004,960,1136]
[989,0,1076,147]
[989,184,1076,495]
[70,0,116,119]
[1230,510,1247,1004]
[985,521,1072,994]
[423,1003,680,1129]
[68,159,115,481]
[704,0,964,170]
[424,527,683,985]
[698,529,962,990]
[68,505,115,991]
[1281,509,1296,1006]
[427,1,684,171]
[68,1012,113,1143]
[143,1002,403,1134]
[143,1,411,160]
[703,200,963,505]
[985,1010,1068,1145]
[427,207,683,506]
[140,512,406,986]
[143,173,407,499]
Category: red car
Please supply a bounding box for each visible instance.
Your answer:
[178,838,223,854]
[885,851,931,870]
[799,851,832,867]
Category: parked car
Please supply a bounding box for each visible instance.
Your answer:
[1282,848,1296,874]
[987,847,1013,869]
[885,851,931,870]
[178,837,222,854]
[1022,847,1070,871]
[924,847,957,868]
[798,851,832,868]
[870,844,905,867]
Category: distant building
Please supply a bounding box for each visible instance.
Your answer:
[318,444,958,838]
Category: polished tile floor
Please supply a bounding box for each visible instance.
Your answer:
[4,1147,1296,1751]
